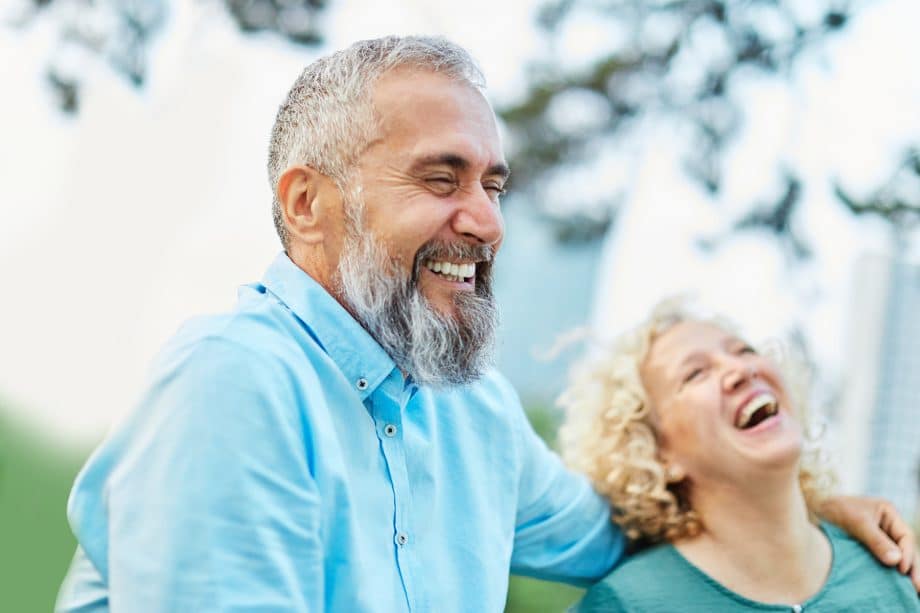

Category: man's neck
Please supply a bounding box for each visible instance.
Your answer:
[674,473,832,605]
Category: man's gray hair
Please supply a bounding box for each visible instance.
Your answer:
[267,35,486,248]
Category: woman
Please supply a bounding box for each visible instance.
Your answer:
[559,300,919,611]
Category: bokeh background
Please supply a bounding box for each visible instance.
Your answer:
[2,0,919,610]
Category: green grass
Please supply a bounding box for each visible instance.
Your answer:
[0,407,87,612]
[505,575,584,612]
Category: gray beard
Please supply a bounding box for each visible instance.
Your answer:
[335,221,498,389]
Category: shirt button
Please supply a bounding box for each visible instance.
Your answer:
[383,424,398,437]
[356,378,368,391]
[395,532,409,546]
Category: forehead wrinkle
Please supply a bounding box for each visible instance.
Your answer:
[662,325,748,380]
[408,152,509,179]
[671,350,706,379]
[646,329,703,387]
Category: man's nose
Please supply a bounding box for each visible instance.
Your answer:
[451,187,504,246]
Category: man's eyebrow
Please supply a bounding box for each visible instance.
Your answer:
[488,162,512,181]
[410,153,511,180]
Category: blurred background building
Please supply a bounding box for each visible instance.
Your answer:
[2,0,920,610]
[839,243,920,524]
[867,247,920,523]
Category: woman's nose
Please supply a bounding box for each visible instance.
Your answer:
[722,362,758,393]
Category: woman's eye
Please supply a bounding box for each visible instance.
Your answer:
[737,345,756,355]
[683,368,703,384]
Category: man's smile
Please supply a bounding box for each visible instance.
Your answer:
[423,258,476,285]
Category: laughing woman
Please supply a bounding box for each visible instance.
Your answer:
[560,301,919,612]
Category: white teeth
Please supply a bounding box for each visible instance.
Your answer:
[424,260,476,280]
[736,393,778,429]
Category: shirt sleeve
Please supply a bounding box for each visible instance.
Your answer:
[74,337,324,611]
[509,403,626,586]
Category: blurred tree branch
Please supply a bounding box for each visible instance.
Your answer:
[697,172,812,259]
[7,0,328,113]
[834,148,920,231]
[500,0,857,248]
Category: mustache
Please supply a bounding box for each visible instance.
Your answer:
[411,240,495,283]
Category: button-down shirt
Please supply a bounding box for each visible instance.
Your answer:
[57,253,624,612]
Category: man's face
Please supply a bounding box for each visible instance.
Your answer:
[353,68,507,313]
[332,69,508,387]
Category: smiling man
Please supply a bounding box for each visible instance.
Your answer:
[57,36,917,612]
[56,37,620,612]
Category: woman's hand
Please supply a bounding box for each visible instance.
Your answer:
[819,495,919,592]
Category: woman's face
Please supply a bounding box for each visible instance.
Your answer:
[640,320,803,492]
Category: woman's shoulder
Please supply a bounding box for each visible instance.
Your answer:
[817,522,920,610]
[573,544,704,612]
[605,542,686,581]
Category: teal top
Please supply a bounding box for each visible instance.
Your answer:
[575,523,919,612]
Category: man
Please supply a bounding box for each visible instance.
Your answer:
[58,36,918,611]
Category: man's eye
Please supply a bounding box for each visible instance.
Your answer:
[737,345,756,355]
[483,183,507,196]
[426,177,457,192]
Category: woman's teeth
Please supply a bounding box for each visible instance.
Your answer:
[425,260,475,282]
[736,393,779,429]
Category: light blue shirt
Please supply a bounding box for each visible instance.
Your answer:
[57,253,624,612]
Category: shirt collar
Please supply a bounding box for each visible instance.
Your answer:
[259,252,397,399]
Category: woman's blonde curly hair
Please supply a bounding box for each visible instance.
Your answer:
[557,298,836,543]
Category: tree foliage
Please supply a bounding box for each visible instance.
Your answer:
[835,147,920,231]
[9,0,328,113]
[10,0,918,244]
[498,0,859,247]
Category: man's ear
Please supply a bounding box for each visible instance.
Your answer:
[277,165,337,245]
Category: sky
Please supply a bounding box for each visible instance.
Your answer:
[1,0,919,448]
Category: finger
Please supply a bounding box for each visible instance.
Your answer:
[910,552,919,593]
[858,518,902,566]
[877,504,916,573]
[910,555,920,594]
[896,531,915,575]
[866,528,901,566]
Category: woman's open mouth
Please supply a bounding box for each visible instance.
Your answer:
[735,392,779,430]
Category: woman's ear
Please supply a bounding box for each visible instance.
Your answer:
[664,462,687,484]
